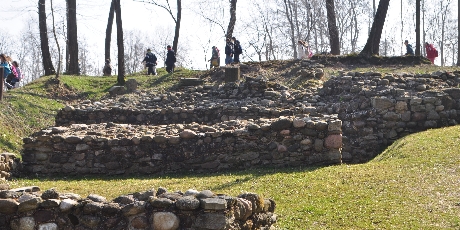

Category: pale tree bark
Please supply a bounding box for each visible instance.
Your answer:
[38,0,56,76]
[326,0,340,55]
[360,0,390,56]
[67,0,79,74]
[105,0,115,62]
[114,0,125,84]
[226,0,237,40]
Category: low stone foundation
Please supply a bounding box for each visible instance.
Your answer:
[0,153,19,181]
[0,187,276,230]
[22,116,342,176]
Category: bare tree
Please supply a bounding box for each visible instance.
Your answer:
[50,0,61,78]
[38,0,56,76]
[458,0,460,66]
[283,0,297,58]
[226,0,237,39]
[114,0,125,84]
[135,0,182,54]
[326,0,340,54]
[415,0,421,55]
[105,0,115,62]
[66,0,79,74]
[360,0,390,56]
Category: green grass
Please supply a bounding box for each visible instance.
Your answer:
[7,126,460,229]
[3,65,460,229]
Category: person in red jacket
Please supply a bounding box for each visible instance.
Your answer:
[425,42,438,64]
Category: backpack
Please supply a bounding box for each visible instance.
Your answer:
[9,63,18,79]
[434,48,438,57]
[235,42,243,55]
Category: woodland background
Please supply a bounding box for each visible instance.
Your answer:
[0,0,458,86]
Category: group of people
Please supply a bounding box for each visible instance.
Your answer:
[0,54,22,90]
[102,45,177,76]
[140,45,176,75]
[404,40,438,64]
[207,36,243,68]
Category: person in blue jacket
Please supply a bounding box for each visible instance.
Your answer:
[225,38,234,65]
[0,54,11,80]
[142,48,158,75]
[404,40,414,56]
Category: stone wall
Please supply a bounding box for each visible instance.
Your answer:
[0,153,19,181]
[22,116,342,176]
[317,70,460,162]
[0,187,276,230]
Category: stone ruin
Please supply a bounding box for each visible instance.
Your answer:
[0,186,276,229]
[2,59,460,229]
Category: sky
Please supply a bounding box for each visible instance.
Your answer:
[0,0,253,71]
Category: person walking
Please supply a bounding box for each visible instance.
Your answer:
[232,37,243,63]
[424,42,438,64]
[165,45,176,73]
[225,38,234,65]
[404,40,414,56]
[143,48,158,75]
[103,59,113,76]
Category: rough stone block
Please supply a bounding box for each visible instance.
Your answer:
[224,66,240,82]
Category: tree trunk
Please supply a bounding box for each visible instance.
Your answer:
[415,0,420,56]
[457,0,460,66]
[67,0,78,74]
[105,0,115,62]
[226,0,237,40]
[172,0,181,55]
[114,0,125,85]
[38,0,56,76]
[283,0,297,58]
[50,0,61,78]
[326,0,340,55]
[360,0,390,56]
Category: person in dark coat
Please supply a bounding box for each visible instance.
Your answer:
[142,48,157,75]
[232,37,242,63]
[165,45,176,73]
[225,38,234,65]
[404,40,414,56]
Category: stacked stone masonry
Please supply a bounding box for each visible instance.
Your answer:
[0,153,18,181]
[21,61,460,172]
[0,186,276,230]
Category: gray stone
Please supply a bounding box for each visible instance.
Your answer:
[271,118,292,131]
[18,197,42,213]
[38,223,58,230]
[0,199,19,214]
[192,213,227,230]
[60,199,78,212]
[149,197,174,208]
[12,217,35,230]
[152,212,180,230]
[41,188,60,199]
[371,97,393,110]
[196,190,215,199]
[200,198,227,210]
[87,194,107,203]
[122,201,146,216]
[176,196,200,210]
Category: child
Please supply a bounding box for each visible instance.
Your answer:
[8,61,21,88]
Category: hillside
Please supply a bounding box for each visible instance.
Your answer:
[2,56,460,229]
